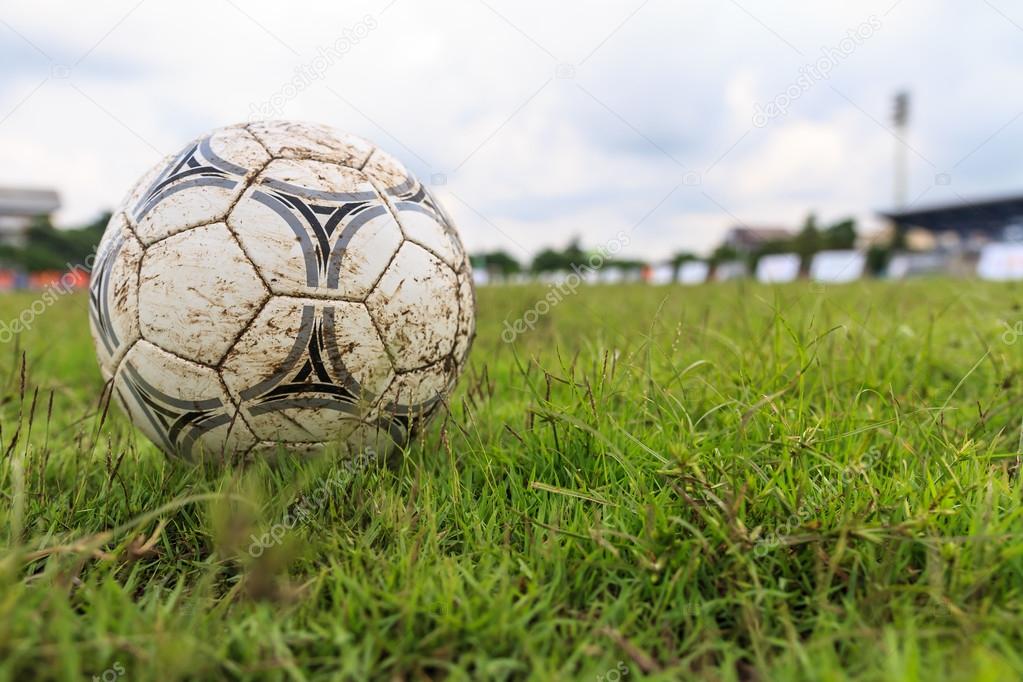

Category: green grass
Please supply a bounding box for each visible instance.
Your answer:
[1,280,1023,681]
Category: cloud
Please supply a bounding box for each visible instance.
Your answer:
[1,0,1022,260]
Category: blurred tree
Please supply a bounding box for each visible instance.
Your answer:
[670,251,698,267]
[562,238,588,270]
[822,218,856,250]
[709,244,739,266]
[749,239,791,270]
[793,213,821,272]
[891,224,908,249]
[531,248,567,273]
[866,246,891,276]
[472,251,521,279]
[604,258,646,278]
[670,251,699,280]
[0,212,108,272]
[531,237,598,273]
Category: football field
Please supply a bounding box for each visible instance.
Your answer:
[1,280,1022,680]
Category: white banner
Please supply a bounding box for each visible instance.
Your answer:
[678,261,710,285]
[810,250,865,282]
[977,243,1023,281]
[649,264,676,285]
[756,253,801,283]
[715,261,748,281]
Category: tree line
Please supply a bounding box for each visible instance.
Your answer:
[473,214,897,278]
[0,213,109,272]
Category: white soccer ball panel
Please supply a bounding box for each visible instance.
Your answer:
[113,340,256,458]
[208,125,271,170]
[221,297,394,441]
[362,149,465,269]
[258,157,370,194]
[242,413,384,449]
[366,242,460,371]
[395,206,464,269]
[452,270,476,367]
[361,147,414,196]
[129,127,269,246]
[239,406,367,444]
[378,362,456,423]
[325,301,395,397]
[138,222,267,366]
[245,427,396,458]
[121,154,173,217]
[340,419,404,456]
[89,212,143,378]
[228,159,403,300]
[425,185,467,255]
[328,206,404,297]
[246,120,374,167]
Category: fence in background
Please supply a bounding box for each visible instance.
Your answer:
[474,243,1023,286]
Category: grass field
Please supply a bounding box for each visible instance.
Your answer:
[1,280,1022,681]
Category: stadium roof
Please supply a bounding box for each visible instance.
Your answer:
[0,187,60,217]
[879,193,1023,235]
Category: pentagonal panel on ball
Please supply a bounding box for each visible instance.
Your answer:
[246,120,374,167]
[113,340,255,458]
[392,201,466,269]
[361,147,416,198]
[376,361,456,436]
[128,126,270,245]
[89,213,144,379]
[426,185,466,255]
[366,242,460,371]
[221,296,394,442]
[138,222,267,366]
[228,158,402,300]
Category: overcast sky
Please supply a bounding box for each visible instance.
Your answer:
[2,0,1023,259]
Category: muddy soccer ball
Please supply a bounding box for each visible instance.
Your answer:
[89,121,475,459]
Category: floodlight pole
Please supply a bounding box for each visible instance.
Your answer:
[893,91,910,210]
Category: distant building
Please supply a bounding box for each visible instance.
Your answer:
[723,226,793,254]
[879,193,1023,244]
[0,187,61,247]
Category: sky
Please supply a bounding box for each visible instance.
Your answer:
[2,0,1023,260]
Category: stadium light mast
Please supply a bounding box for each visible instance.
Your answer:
[893,91,910,210]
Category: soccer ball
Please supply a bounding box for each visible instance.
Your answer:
[89,121,475,460]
